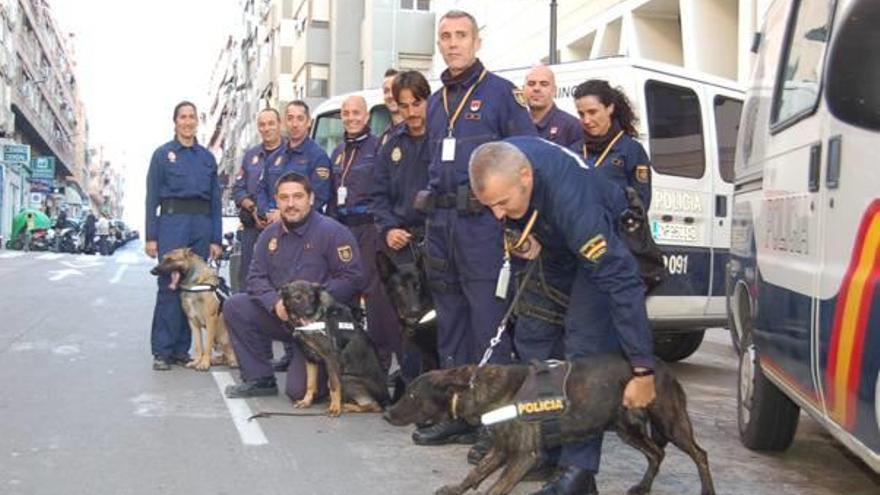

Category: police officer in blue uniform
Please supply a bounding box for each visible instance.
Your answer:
[232,108,284,292]
[378,68,406,149]
[257,101,332,218]
[414,9,537,446]
[328,95,403,375]
[223,172,364,399]
[524,65,581,147]
[145,101,223,371]
[571,79,652,210]
[370,70,432,382]
[470,137,656,495]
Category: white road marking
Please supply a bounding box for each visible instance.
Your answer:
[48,268,83,281]
[0,251,25,259]
[109,265,128,284]
[37,253,64,260]
[211,371,269,446]
[62,259,103,269]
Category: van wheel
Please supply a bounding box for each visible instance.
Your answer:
[654,330,705,362]
[737,341,800,450]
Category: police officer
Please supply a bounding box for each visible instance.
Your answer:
[328,95,403,374]
[369,70,432,382]
[378,68,405,148]
[414,9,537,446]
[470,137,656,495]
[232,108,284,291]
[571,79,652,209]
[145,100,222,371]
[523,65,580,146]
[257,100,332,218]
[223,172,364,399]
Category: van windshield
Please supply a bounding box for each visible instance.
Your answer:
[313,111,344,156]
[826,0,880,130]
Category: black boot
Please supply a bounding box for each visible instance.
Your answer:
[530,465,597,495]
[152,356,171,371]
[467,427,491,464]
[225,377,278,398]
[412,418,477,445]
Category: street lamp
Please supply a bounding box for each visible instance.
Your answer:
[549,0,558,64]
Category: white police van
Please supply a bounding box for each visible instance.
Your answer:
[727,0,879,472]
[312,56,744,362]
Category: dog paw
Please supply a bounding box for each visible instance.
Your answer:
[226,359,239,369]
[434,485,462,495]
[294,399,313,409]
[627,483,650,495]
[326,402,342,417]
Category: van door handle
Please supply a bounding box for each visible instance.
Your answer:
[808,143,821,193]
[715,195,727,217]
[827,135,842,189]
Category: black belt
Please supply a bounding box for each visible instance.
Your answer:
[161,198,211,215]
[433,193,458,209]
[339,213,374,227]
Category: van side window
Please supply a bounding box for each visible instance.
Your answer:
[645,80,705,179]
[313,111,344,156]
[370,105,391,136]
[827,0,880,130]
[714,96,743,183]
[770,0,832,128]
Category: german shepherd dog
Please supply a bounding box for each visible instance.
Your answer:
[385,357,715,495]
[150,248,238,371]
[375,251,439,373]
[279,280,391,416]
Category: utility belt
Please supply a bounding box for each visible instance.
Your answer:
[413,185,484,216]
[160,198,211,216]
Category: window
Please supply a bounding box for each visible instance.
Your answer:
[771,0,832,127]
[401,0,429,11]
[313,111,343,156]
[827,0,880,130]
[307,64,328,98]
[370,105,391,136]
[714,96,743,183]
[645,80,705,179]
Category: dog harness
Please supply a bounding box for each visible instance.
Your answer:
[178,276,231,311]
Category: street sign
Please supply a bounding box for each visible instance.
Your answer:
[30,177,53,193]
[31,156,55,179]
[2,144,31,164]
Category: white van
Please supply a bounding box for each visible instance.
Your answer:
[312,56,744,362]
[728,0,879,472]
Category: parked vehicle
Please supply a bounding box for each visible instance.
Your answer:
[727,0,879,472]
[312,56,745,362]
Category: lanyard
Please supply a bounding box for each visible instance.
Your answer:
[442,69,488,136]
[339,146,358,186]
[582,130,624,167]
[504,209,539,260]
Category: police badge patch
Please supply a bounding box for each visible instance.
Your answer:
[470,99,482,112]
[611,157,623,167]
[167,151,177,163]
[337,245,353,263]
[512,88,528,108]
[274,155,282,166]
[579,234,608,263]
[251,155,259,165]
[268,237,278,253]
[636,165,651,183]
[316,167,331,180]
[391,146,403,163]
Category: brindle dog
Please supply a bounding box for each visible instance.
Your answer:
[150,248,238,371]
[279,280,390,416]
[385,357,715,495]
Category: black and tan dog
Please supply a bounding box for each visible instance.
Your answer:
[150,248,238,371]
[376,251,439,373]
[385,357,715,495]
[279,280,390,416]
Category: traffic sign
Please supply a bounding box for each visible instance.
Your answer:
[2,144,31,164]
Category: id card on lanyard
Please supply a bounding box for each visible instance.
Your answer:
[442,69,487,162]
[337,147,358,207]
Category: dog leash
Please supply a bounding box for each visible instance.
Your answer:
[247,411,329,421]
[475,260,538,370]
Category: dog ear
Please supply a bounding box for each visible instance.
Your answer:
[375,251,395,282]
[318,285,334,307]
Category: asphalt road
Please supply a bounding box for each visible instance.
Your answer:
[0,242,877,494]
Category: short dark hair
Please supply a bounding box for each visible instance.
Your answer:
[275,171,313,195]
[439,10,479,38]
[573,79,639,136]
[285,100,311,119]
[384,68,399,78]
[392,71,431,102]
[172,100,197,121]
[258,107,281,121]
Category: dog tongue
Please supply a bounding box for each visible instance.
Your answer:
[169,271,180,291]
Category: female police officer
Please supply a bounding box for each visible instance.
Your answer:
[571,79,652,210]
[145,101,222,370]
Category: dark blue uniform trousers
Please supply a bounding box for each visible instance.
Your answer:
[426,209,511,367]
[515,264,621,474]
[350,223,403,373]
[223,293,328,401]
[150,213,213,359]
[237,225,259,293]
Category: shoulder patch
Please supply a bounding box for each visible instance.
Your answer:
[579,234,608,263]
[268,237,278,253]
[635,164,651,184]
[391,146,403,163]
[315,167,330,180]
[337,245,353,263]
[512,88,528,109]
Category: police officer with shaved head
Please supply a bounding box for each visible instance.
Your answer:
[470,137,656,495]
[523,65,580,146]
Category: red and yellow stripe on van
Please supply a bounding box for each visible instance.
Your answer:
[826,200,880,428]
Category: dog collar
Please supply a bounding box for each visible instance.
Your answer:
[450,392,460,420]
[179,284,216,292]
[294,321,356,333]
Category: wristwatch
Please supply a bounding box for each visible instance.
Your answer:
[632,367,655,377]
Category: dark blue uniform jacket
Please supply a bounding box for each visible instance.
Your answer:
[369,125,429,236]
[257,137,332,214]
[571,132,652,210]
[232,141,284,206]
[536,104,581,147]
[328,132,380,218]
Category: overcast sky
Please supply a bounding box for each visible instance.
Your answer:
[50,0,239,228]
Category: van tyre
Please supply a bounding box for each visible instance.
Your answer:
[653,330,705,362]
[737,342,800,450]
